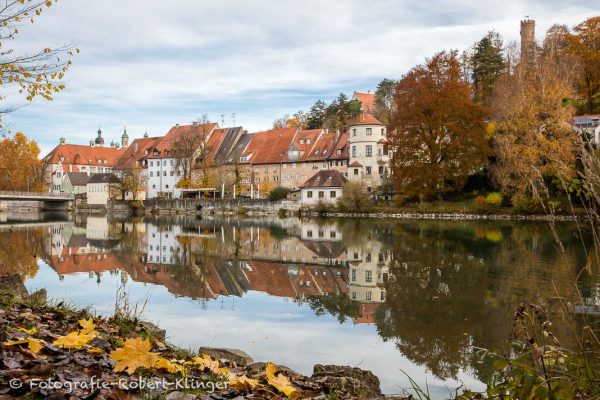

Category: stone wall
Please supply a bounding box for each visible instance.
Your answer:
[144,198,299,215]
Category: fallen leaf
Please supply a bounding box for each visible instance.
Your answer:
[4,338,44,354]
[228,374,260,391]
[155,357,186,375]
[110,337,160,375]
[18,327,38,335]
[78,318,96,336]
[53,331,94,349]
[265,362,299,399]
[193,354,220,373]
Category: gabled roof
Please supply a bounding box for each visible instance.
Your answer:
[44,144,123,167]
[149,123,218,158]
[115,136,163,168]
[327,132,349,161]
[353,91,376,112]
[349,113,384,126]
[204,128,228,165]
[300,170,347,188]
[305,131,338,161]
[65,172,90,186]
[213,127,244,165]
[349,161,363,167]
[243,127,298,164]
[227,132,254,164]
[87,173,121,184]
[291,129,323,159]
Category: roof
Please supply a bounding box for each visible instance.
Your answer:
[44,144,123,167]
[291,129,323,159]
[213,127,244,165]
[349,161,363,167]
[300,170,347,188]
[349,113,384,126]
[227,132,254,164]
[87,173,121,184]
[243,127,298,164]
[149,123,218,158]
[305,131,338,161]
[204,128,228,165]
[65,172,90,186]
[115,136,163,168]
[327,132,349,161]
[353,92,376,112]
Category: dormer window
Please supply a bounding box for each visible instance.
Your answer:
[153,150,159,156]
[336,149,342,155]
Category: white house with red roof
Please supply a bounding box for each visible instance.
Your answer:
[347,113,391,194]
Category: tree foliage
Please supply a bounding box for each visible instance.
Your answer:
[490,36,580,198]
[0,0,77,123]
[174,114,212,188]
[389,51,490,199]
[0,131,44,191]
[323,93,361,131]
[340,180,370,212]
[470,31,504,103]
[566,17,600,114]
[374,78,396,125]
[306,100,327,129]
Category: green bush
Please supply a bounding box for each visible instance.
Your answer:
[268,186,291,201]
[512,194,544,214]
[485,192,503,207]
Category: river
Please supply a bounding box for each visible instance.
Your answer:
[1,213,598,398]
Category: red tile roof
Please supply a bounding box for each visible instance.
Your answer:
[44,144,124,167]
[205,128,228,165]
[292,129,323,158]
[149,123,218,158]
[115,136,163,168]
[353,92,376,112]
[243,127,298,164]
[300,170,347,188]
[349,113,384,126]
[305,131,338,161]
[349,161,363,167]
[327,132,349,161]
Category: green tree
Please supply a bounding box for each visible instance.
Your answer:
[374,78,396,125]
[471,31,504,103]
[324,93,361,131]
[306,100,327,129]
[389,51,490,199]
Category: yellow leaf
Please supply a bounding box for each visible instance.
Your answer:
[155,357,186,375]
[110,337,160,375]
[193,354,220,373]
[53,331,94,349]
[265,362,299,399]
[228,374,260,391]
[88,347,104,355]
[4,338,44,354]
[78,318,96,336]
[18,327,37,335]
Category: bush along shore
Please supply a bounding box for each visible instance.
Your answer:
[0,282,395,400]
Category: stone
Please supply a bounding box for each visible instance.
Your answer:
[166,391,198,400]
[198,347,254,367]
[312,364,383,399]
[0,274,28,298]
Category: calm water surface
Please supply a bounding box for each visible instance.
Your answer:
[1,213,598,398]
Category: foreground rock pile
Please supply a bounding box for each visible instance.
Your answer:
[0,295,398,399]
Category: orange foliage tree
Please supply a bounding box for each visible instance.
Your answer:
[389,51,490,199]
[0,132,45,191]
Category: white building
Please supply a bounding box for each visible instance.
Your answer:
[86,173,121,205]
[347,240,389,304]
[573,114,600,145]
[300,170,347,205]
[347,113,391,193]
[145,223,183,265]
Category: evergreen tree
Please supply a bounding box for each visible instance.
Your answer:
[306,100,327,129]
[471,31,505,103]
[374,78,397,125]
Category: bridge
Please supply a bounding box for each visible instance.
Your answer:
[0,191,74,211]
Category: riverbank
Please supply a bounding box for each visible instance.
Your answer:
[0,280,399,400]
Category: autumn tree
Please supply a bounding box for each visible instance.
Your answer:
[173,114,212,188]
[566,16,600,114]
[340,180,370,212]
[389,51,490,199]
[118,163,146,201]
[490,30,580,199]
[0,0,76,126]
[323,93,361,131]
[374,78,396,125]
[470,31,505,103]
[0,132,45,191]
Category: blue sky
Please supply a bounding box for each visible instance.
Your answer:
[2,0,597,155]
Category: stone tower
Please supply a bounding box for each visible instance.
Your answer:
[121,125,129,148]
[520,19,536,64]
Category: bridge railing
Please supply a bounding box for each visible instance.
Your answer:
[0,191,74,199]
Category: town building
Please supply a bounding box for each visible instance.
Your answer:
[300,169,347,205]
[62,172,89,195]
[573,114,600,144]
[86,173,121,205]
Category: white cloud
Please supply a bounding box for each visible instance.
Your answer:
[1,0,597,155]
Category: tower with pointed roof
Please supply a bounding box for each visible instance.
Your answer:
[121,125,129,148]
[95,127,105,147]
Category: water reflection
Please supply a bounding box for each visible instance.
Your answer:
[1,214,598,396]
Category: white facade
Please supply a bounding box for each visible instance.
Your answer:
[146,158,182,199]
[300,186,342,205]
[145,224,183,265]
[347,241,389,303]
[86,181,118,205]
[348,121,390,191]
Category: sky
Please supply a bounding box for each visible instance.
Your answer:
[2,0,598,155]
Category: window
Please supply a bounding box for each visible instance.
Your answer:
[170,171,174,176]
[336,149,342,155]
[318,230,324,238]
[366,253,372,262]
[354,168,359,176]
[163,171,167,176]
[150,171,153,177]
[366,291,372,301]
[379,252,384,262]
[351,269,356,282]
[330,190,337,198]
[163,160,166,166]
[352,292,356,300]
[307,191,313,198]
[296,173,301,179]
[165,184,169,189]
[366,145,372,157]
[330,231,336,238]
[318,191,324,198]
[381,128,385,136]
[352,128,356,136]
[170,160,174,166]
[307,230,313,238]
[366,166,372,175]
[352,146,356,157]
[366,127,372,135]
[381,291,385,301]
[379,166,384,175]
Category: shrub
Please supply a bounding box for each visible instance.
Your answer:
[512,194,544,214]
[485,192,503,206]
[314,201,332,216]
[268,187,291,201]
[474,195,486,206]
[340,181,370,212]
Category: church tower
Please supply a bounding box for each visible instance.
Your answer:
[520,18,536,64]
[121,125,129,148]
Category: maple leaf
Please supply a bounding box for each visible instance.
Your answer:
[54,331,94,349]
[4,337,44,354]
[18,327,37,335]
[265,362,299,399]
[110,337,160,375]
[155,357,186,375]
[228,374,260,391]
[193,354,220,373]
[78,318,96,336]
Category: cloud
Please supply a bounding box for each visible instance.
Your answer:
[1,0,597,155]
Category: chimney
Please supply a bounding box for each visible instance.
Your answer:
[325,128,329,134]
[134,143,139,153]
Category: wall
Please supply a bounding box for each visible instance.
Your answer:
[301,187,341,205]
[348,124,390,190]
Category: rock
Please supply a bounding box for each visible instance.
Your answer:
[140,321,166,341]
[0,274,28,298]
[27,289,47,303]
[198,347,254,367]
[166,391,198,400]
[312,364,383,399]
